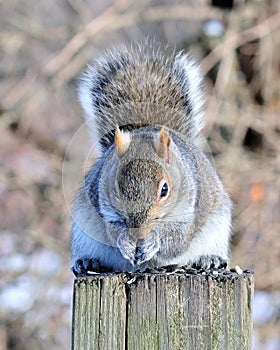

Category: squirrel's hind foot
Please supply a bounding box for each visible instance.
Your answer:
[192,255,227,271]
[71,258,114,277]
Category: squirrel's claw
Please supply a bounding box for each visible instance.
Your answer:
[71,258,114,276]
[71,258,91,277]
[192,255,228,271]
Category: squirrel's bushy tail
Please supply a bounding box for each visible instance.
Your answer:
[78,43,205,154]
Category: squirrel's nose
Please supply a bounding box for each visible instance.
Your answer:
[127,210,148,228]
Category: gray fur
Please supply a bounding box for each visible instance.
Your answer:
[71,44,232,274]
[78,43,204,155]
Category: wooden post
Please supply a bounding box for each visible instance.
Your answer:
[72,271,254,350]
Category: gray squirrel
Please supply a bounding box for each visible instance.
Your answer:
[71,43,232,275]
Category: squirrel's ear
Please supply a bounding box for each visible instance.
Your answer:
[154,128,172,163]
[115,126,131,156]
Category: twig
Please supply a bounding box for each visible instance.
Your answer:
[42,4,221,77]
[201,11,280,74]
[42,0,131,76]
[53,46,96,89]
[1,70,38,110]
[4,15,68,41]
[2,5,280,111]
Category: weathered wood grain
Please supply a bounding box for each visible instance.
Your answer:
[72,272,254,350]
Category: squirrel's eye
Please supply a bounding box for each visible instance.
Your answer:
[157,179,169,202]
[160,182,169,198]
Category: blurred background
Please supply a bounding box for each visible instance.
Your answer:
[0,0,279,349]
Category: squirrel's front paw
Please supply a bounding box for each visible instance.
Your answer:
[192,255,227,270]
[71,258,114,276]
